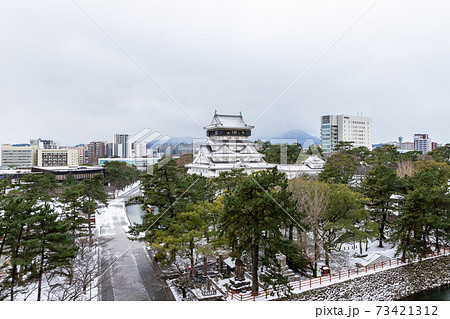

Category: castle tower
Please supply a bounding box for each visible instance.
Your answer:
[186,112,274,177]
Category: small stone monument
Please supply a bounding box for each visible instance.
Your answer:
[218,254,224,274]
[276,253,287,267]
[235,259,245,281]
[203,256,208,276]
[228,258,251,293]
[275,253,296,282]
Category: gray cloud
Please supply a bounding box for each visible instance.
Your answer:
[0,0,449,146]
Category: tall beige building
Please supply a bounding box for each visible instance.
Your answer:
[37,149,79,167]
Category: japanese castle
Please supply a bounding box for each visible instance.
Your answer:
[186,112,275,177]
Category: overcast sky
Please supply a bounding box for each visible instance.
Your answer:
[1,0,449,146]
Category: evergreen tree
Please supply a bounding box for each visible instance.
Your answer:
[0,196,37,300]
[62,173,77,187]
[361,165,398,247]
[323,184,377,262]
[79,174,108,246]
[219,168,298,294]
[59,183,86,237]
[149,201,211,270]
[319,153,359,184]
[427,144,450,163]
[258,141,303,164]
[398,151,420,162]
[103,160,140,195]
[27,203,78,301]
[367,145,399,167]
[129,158,209,243]
[347,146,371,162]
[393,161,449,257]
[213,168,246,194]
[333,141,355,153]
[0,177,12,199]
[18,172,57,202]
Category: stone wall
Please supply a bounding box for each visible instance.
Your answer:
[288,256,450,301]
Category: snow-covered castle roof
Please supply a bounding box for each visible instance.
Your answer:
[204,112,254,130]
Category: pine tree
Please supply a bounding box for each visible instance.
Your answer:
[18,172,57,202]
[393,161,450,257]
[324,184,378,263]
[103,160,140,196]
[319,153,359,184]
[0,196,37,300]
[62,173,77,187]
[79,174,108,246]
[27,203,78,300]
[59,183,86,237]
[361,165,398,247]
[219,168,298,294]
[367,145,400,167]
[129,158,207,242]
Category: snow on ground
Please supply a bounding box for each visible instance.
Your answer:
[96,199,130,236]
[114,182,140,198]
[13,246,99,301]
[289,255,450,301]
[341,240,397,269]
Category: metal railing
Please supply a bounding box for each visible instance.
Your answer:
[227,247,450,301]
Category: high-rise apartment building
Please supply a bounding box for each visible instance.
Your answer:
[414,134,432,154]
[87,141,107,164]
[37,149,79,167]
[30,138,58,149]
[105,142,115,158]
[320,114,372,154]
[132,142,148,158]
[77,145,87,164]
[1,144,38,168]
[113,134,130,158]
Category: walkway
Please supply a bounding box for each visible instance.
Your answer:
[97,184,174,301]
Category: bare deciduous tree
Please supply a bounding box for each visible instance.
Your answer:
[289,178,330,277]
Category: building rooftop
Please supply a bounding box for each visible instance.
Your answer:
[204,112,254,130]
[31,166,104,172]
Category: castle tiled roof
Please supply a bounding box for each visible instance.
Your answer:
[204,113,254,130]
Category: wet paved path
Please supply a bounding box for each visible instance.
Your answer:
[97,185,174,301]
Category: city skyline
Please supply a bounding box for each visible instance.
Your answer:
[1,1,449,146]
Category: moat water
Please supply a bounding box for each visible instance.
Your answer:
[125,203,146,225]
[401,285,450,301]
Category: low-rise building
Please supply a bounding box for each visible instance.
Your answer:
[1,144,38,168]
[31,166,105,182]
[98,157,160,171]
[37,149,79,167]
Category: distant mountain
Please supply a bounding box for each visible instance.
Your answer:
[146,130,320,148]
[279,129,321,146]
[166,136,197,145]
[372,143,386,149]
[146,136,197,147]
[12,143,30,147]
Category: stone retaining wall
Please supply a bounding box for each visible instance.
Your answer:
[288,255,450,301]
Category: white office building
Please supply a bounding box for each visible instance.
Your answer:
[414,134,432,154]
[321,114,372,154]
